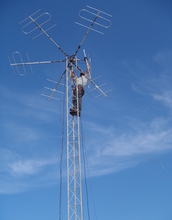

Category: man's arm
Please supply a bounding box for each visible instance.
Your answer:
[69,65,76,80]
[86,62,90,74]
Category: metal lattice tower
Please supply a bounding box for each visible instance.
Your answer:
[66,58,83,220]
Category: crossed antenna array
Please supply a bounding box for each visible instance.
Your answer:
[8,5,112,100]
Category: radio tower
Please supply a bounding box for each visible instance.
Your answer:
[8,6,112,220]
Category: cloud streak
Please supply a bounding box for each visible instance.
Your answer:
[0,149,60,194]
[9,158,57,176]
[153,91,172,109]
[84,116,172,177]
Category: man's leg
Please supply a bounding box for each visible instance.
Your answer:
[78,90,83,112]
[72,89,77,110]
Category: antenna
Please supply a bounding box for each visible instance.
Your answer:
[19,9,57,40]
[8,51,67,75]
[75,5,112,35]
[8,6,112,220]
[41,79,65,101]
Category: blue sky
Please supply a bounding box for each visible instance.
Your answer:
[1,0,172,219]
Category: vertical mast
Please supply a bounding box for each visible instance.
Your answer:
[66,58,83,220]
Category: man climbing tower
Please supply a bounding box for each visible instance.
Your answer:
[69,61,90,117]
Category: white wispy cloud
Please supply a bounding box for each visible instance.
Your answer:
[1,85,63,145]
[0,84,64,194]
[153,50,172,70]
[153,91,172,109]
[129,50,172,94]
[9,158,57,176]
[0,85,61,119]
[0,149,60,194]
[85,116,172,177]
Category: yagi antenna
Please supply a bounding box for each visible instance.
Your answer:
[19,9,57,40]
[88,75,113,99]
[8,51,67,76]
[95,89,113,98]
[41,78,65,101]
[75,5,112,35]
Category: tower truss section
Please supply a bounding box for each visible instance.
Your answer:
[66,58,83,220]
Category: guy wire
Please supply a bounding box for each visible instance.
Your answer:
[59,73,66,220]
[80,116,91,220]
[80,116,99,220]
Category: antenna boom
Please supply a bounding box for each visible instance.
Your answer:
[29,15,68,57]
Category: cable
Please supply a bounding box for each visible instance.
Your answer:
[59,74,66,220]
[80,116,99,220]
[80,116,91,220]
